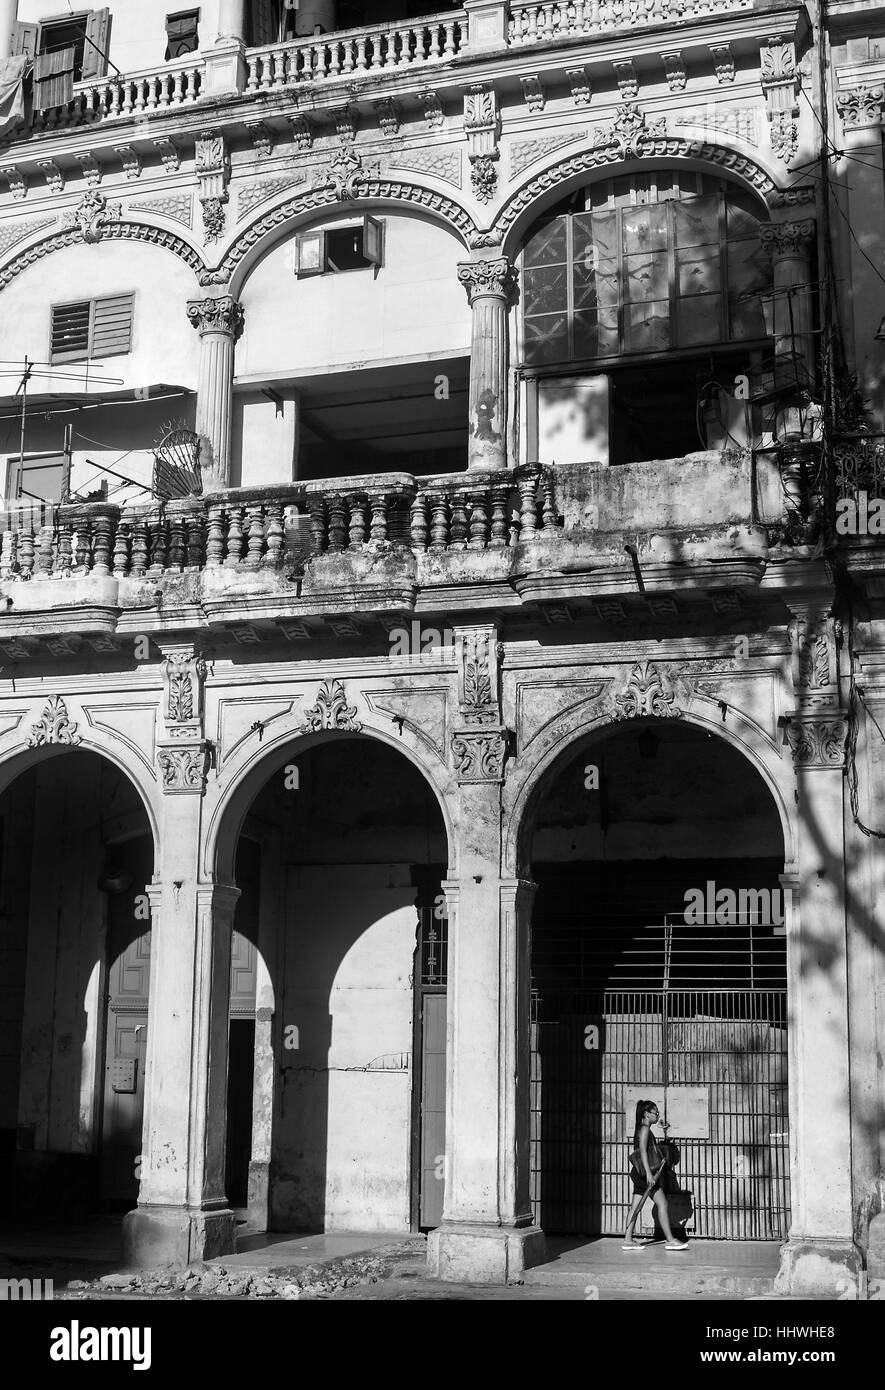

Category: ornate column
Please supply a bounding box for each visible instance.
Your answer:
[774,601,862,1297]
[760,218,816,387]
[428,626,546,1282]
[187,295,244,492]
[457,257,517,471]
[123,644,239,1268]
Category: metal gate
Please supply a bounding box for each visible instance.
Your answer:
[530,913,789,1240]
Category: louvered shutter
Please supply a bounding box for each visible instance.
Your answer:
[51,301,91,362]
[81,8,111,80]
[12,21,38,57]
[91,294,134,357]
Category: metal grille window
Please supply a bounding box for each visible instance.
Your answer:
[50,294,134,364]
[522,174,772,368]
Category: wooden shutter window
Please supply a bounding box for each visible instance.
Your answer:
[51,301,91,362]
[295,229,326,277]
[12,21,39,57]
[91,294,134,357]
[364,216,384,267]
[80,8,111,81]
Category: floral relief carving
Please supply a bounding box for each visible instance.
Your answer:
[27,696,81,747]
[613,662,683,720]
[299,679,362,733]
[62,190,122,244]
[786,718,847,767]
[451,729,508,782]
[157,746,210,792]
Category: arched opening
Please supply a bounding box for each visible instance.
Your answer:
[224,734,449,1234]
[517,169,787,467]
[525,720,788,1241]
[0,750,155,1224]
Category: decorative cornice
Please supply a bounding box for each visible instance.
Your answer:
[186,294,244,339]
[0,221,206,293]
[457,256,517,304]
[27,695,81,748]
[299,679,362,733]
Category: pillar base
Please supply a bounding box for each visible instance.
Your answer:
[246,1159,270,1234]
[428,1222,547,1284]
[867,1213,885,1302]
[775,1237,863,1298]
[202,39,246,97]
[121,1204,237,1270]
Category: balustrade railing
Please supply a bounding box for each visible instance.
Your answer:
[245,13,466,91]
[0,467,561,582]
[30,58,203,131]
[508,0,752,43]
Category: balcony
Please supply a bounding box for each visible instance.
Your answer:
[16,0,770,136]
[0,450,795,656]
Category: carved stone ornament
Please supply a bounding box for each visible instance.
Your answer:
[186,295,244,339]
[661,52,686,93]
[195,131,230,243]
[62,190,122,244]
[786,717,848,767]
[759,219,815,257]
[464,85,500,203]
[459,629,500,725]
[299,679,362,733]
[157,745,210,793]
[423,89,444,129]
[613,661,683,720]
[760,34,800,165]
[315,146,378,201]
[794,616,831,690]
[163,649,207,726]
[457,257,517,305]
[835,86,885,129]
[592,103,666,159]
[709,44,735,84]
[27,695,81,747]
[451,728,508,782]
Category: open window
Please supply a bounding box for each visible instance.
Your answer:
[4,453,66,505]
[295,217,384,278]
[17,9,111,82]
[165,10,200,59]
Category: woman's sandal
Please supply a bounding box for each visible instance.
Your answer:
[621,1243,645,1251]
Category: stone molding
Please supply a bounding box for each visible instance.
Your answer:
[613,660,684,720]
[186,294,244,339]
[457,255,516,304]
[299,679,362,733]
[157,743,211,793]
[759,219,815,256]
[786,717,848,768]
[451,726,508,782]
[27,695,81,747]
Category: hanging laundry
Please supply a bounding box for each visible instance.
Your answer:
[0,55,28,139]
[33,45,76,112]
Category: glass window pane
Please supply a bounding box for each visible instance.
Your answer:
[677,293,722,346]
[523,217,567,268]
[727,238,770,295]
[625,301,670,352]
[674,195,720,247]
[622,204,668,253]
[523,264,568,316]
[729,295,767,339]
[677,246,721,296]
[524,313,569,365]
[574,308,619,359]
[726,195,764,239]
[624,250,668,302]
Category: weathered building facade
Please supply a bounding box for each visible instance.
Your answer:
[0,0,882,1298]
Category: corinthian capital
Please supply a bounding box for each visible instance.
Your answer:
[186,294,244,339]
[759,219,815,257]
[457,257,517,305]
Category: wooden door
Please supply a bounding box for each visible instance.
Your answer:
[419,992,447,1228]
[100,925,150,1205]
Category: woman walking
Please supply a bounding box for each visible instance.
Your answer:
[623,1099,688,1251]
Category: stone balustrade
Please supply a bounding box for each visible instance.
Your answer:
[245,13,466,91]
[12,0,762,131]
[0,466,560,582]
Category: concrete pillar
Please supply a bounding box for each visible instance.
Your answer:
[760,218,816,387]
[775,603,862,1297]
[247,834,281,1232]
[457,257,517,471]
[293,0,336,35]
[187,295,244,492]
[122,761,239,1268]
[0,0,17,62]
[216,0,247,41]
[428,760,545,1279]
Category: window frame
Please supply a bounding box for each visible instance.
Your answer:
[49,292,135,364]
[4,451,67,505]
[520,183,772,373]
[165,7,200,60]
[295,216,385,278]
